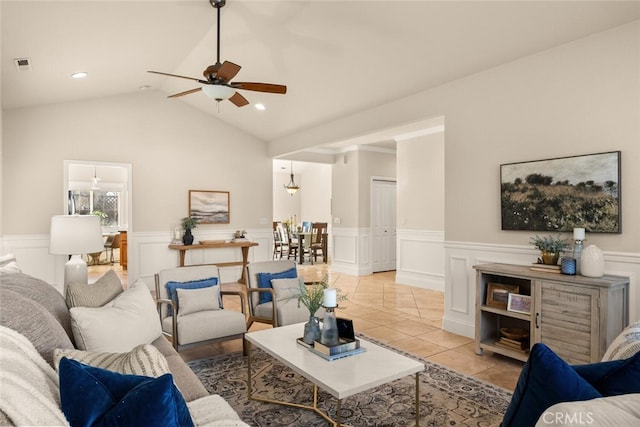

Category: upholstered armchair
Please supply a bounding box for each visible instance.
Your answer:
[245,260,312,328]
[155,265,247,354]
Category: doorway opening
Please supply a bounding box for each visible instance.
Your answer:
[64,160,132,284]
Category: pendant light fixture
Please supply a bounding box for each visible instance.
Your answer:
[283,161,300,196]
[90,166,101,190]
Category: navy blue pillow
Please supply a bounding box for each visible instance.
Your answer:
[165,277,219,315]
[501,343,602,427]
[59,357,193,427]
[256,267,297,304]
[573,350,640,396]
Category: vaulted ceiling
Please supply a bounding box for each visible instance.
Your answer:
[3,1,639,153]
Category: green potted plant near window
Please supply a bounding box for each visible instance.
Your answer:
[181,217,198,245]
[530,234,570,265]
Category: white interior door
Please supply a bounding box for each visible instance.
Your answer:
[371,179,397,272]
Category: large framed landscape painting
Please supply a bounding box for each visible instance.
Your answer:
[500,151,621,233]
[189,190,230,224]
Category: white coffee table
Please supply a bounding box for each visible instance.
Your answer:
[245,323,424,426]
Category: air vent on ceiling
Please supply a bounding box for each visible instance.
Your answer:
[14,58,32,72]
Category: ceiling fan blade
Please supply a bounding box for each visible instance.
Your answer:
[232,82,287,94]
[147,70,205,83]
[229,92,249,107]
[167,88,202,98]
[216,61,241,82]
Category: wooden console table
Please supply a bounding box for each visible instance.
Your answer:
[168,240,258,284]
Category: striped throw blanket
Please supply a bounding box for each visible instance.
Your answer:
[0,325,68,426]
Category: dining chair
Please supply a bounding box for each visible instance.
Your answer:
[103,233,121,265]
[281,223,298,260]
[310,222,328,264]
[272,229,285,259]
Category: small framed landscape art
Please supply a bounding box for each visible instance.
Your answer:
[189,190,230,224]
[486,283,520,309]
[507,293,532,315]
[500,151,621,233]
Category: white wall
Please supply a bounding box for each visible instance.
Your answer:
[273,169,301,223]
[272,161,332,227]
[2,91,274,286]
[396,130,445,290]
[270,22,640,331]
[331,148,396,276]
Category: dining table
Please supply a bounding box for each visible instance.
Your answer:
[292,231,312,264]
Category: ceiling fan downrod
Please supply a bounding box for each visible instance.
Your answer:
[209,0,226,67]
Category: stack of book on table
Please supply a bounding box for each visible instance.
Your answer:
[529,263,561,273]
[297,337,366,361]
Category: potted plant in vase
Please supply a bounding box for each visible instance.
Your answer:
[181,217,198,245]
[530,234,570,265]
[297,275,346,345]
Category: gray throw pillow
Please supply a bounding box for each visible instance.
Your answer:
[1,273,73,341]
[0,289,74,366]
[66,269,124,308]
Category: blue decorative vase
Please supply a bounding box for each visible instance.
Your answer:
[303,316,321,345]
[561,257,576,275]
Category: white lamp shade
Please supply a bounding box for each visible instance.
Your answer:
[49,215,104,255]
[201,84,235,100]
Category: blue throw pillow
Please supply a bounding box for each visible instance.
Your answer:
[165,277,219,315]
[256,267,297,304]
[501,343,602,427]
[573,350,640,395]
[59,357,193,427]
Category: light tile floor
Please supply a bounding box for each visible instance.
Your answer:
[89,262,523,392]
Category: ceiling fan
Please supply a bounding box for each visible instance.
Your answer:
[147,0,286,107]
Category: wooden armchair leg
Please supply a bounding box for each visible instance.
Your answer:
[242,336,248,356]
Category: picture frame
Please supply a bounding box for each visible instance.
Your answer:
[500,151,621,233]
[486,283,520,309]
[507,293,532,314]
[188,190,230,224]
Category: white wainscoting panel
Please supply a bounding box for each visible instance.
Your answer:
[1,234,60,288]
[443,241,640,339]
[330,228,372,276]
[396,229,444,290]
[129,229,272,288]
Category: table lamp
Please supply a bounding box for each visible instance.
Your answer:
[49,215,104,292]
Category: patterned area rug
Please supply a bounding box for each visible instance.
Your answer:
[188,335,512,426]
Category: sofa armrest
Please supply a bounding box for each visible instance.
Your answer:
[536,394,640,427]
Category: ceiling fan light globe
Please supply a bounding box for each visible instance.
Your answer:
[202,84,235,101]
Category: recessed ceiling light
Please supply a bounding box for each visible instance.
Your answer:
[71,72,88,79]
[255,103,266,111]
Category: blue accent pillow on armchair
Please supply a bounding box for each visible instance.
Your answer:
[501,343,602,427]
[256,267,297,304]
[165,277,219,315]
[59,357,193,427]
